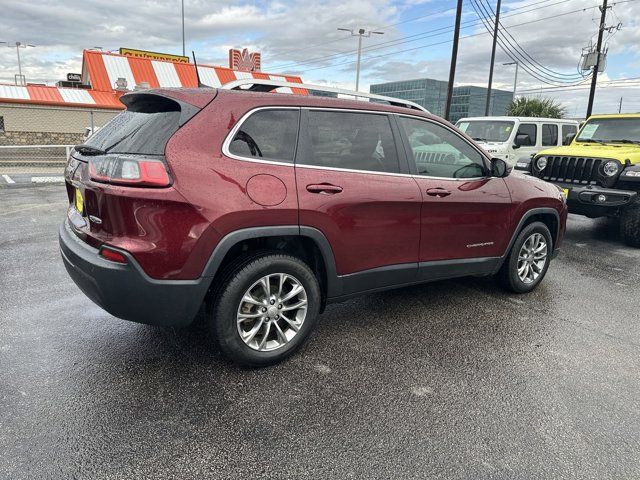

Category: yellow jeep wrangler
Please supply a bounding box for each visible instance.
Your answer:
[516,113,640,247]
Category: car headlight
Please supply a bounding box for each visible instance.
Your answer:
[603,161,620,177]
[536,156,548,170]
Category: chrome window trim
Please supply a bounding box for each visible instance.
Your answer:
[396,113,491,181]
[222,106,300,166]
[221,106,489,181]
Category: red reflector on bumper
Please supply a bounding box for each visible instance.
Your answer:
[99,247,128,264]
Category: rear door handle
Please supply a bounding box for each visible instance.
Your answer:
[426,188,451,198]
[306,183,343,194]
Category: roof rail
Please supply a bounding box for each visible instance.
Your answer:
[220,79,430,113]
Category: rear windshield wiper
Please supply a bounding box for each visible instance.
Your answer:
[472,137,487,142]
[74,144,106,156]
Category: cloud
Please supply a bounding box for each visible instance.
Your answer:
[0,0,639,115]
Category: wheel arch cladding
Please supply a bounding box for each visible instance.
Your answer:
[200,226,340,303]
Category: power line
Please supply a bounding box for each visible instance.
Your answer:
[286,1,637,76]
[478,0,585,79]
[268,0,585,71]
[469,0,592,86]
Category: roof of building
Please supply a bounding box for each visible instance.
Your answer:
[0,84,123,110]
[0,49,303,110]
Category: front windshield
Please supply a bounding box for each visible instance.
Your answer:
[576,117,640,144]
[456,120,515,143]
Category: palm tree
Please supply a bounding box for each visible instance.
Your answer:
[506,97,566,118]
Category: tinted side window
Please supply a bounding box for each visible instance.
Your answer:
[0,116,4,133]
[399,117,486,179]
[562,124,577,145]
[229,109,299,163]
[300,111,399,173]
[542,124,558,146]
[517,123,537,146]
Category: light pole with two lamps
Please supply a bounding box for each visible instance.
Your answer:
[0,41,36,86]
[337,28,384,92]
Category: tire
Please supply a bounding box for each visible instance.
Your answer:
[496,221,553,293]
[621,205,640,248]
[210,253,321,367]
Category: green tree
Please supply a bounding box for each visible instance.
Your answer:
[506,97,566,118]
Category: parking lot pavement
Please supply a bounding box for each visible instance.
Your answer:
[1,185,639,480]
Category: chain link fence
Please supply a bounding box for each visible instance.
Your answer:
[0,104,120,174]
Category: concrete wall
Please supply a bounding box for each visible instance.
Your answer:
[0,104,120,146]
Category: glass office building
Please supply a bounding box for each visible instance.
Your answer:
[370,78,513,122]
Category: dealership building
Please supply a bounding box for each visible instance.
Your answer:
[369,78,513,122]
[0,48,302,147]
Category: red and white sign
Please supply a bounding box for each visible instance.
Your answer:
[229,48,261,72]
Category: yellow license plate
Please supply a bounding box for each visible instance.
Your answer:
[563,188,570,198]
[74,188,84,214]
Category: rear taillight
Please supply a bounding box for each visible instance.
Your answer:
[89,156,171,187]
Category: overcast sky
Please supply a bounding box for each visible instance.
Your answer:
[1,0,639,117]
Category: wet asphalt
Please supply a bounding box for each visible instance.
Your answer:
[1,185,639,480]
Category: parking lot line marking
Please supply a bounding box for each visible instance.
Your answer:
[0,202,67,217]
[31,176,65,184]
[2,174,15,184]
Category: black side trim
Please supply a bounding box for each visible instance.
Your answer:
[327,257,499,304]
[418,256,500,281]
[340,263,418,296]
[200,225,341,297]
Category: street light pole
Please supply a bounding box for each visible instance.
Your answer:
[338,27,384,91]
[503,61,519,99]
[181,0,185,57]
[1,41,35,85]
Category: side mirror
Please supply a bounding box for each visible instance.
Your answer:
[514,134,529,147]
[490,158,510,178]
[563,133,576,145]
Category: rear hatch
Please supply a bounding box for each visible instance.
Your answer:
[64,90,216,278]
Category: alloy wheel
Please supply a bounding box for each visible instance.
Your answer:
[517,233,548,284]
[236,273,308,351]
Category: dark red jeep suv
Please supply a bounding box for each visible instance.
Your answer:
[60,83,567,366]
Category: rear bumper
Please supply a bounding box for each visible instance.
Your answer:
[59,220,209,327]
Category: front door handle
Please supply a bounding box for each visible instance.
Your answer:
[306,183,343,194]
[426,188,451,198]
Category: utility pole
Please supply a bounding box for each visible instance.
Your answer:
[503,60,519,99]
[1,41,35,85]
[444,0,463,121]
[338,27,384,91]
[181,0,186,56]
[618,96,623,114]
[586,0,609,118]
[485,0,502,116]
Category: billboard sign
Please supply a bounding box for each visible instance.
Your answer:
[119,48,190,64]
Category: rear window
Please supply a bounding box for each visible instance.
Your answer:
[83,95,181,155]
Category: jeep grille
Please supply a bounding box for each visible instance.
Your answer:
[538,156,602,185]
